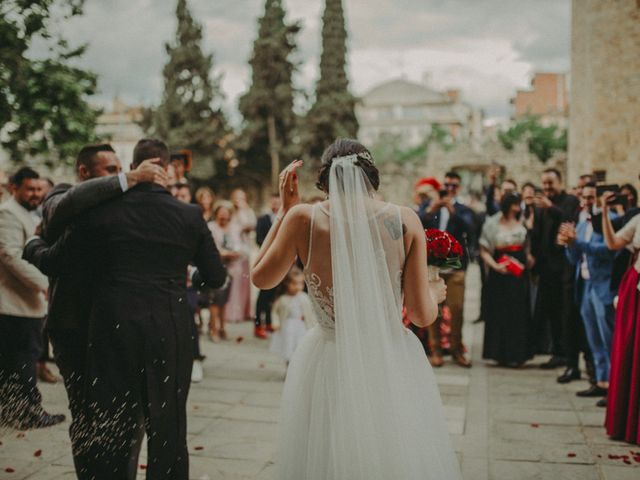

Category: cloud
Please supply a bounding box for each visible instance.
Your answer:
[47,0,570,123]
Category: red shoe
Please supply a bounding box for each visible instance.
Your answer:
[254,326,268,339]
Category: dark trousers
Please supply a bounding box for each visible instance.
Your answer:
[255,288,276,328]
[187,287,201,359]
[83,310,192,480]
[0,315,44,425]
[535,269,564,356]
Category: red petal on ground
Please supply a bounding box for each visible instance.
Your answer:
[259,363,265,368]
[623,459,632,465]
[140,465,147,470]
[4,468,15,473]
[634,456,640,463]
[194,446,204,451]
[567,453,576,457]
[34,450,42,457]
[608,454,621,459]
[530,423,539,428]
[236,336,244,343]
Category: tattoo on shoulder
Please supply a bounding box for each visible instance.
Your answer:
[383,215,403,240]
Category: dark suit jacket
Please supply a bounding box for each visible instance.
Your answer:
[23,176,126,330]
[256,213,274,247]
[421,202,475,269]
[532,191,580,274]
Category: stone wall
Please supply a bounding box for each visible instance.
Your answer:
[569,0,640,186]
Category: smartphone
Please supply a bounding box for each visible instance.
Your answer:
[595,184,620,197]
[438,189,448,199]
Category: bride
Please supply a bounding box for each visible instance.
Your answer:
[251,138,462,479]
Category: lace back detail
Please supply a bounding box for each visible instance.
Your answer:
[303,202,405,333]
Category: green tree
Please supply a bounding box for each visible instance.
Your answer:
[498,116,567,163]
[303,0,358,164]
[0,0,100,166]
[238,0,300,188]
[143,0,229,178]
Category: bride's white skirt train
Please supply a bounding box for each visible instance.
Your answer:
[276,325,462,480]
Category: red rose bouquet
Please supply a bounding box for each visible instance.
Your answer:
[425,228,463,280]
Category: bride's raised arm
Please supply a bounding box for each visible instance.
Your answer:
[401,207,445,327]
[251,160,310,290]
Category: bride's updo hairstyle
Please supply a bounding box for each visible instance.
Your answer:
[316,138,379,193]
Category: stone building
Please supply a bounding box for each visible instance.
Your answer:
[96,97,146,170]
[569,0,640,186]
[511,73,569,127]
[355,78,483,148]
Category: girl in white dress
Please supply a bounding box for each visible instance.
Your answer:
[269,267,316,364]
[251,139,462,480]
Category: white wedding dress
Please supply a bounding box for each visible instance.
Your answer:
[276,156,462,480]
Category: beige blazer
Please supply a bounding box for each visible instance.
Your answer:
[0,197,48,318]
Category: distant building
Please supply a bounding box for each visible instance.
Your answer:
[511,73,569,127]
[96,97,145,169]
[355,78,482,148]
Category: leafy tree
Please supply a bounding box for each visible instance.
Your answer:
[498,116,567,163]
[303,0,358,164]
[238,0,300,188]
[143,0,229,178]
[0,0,100,166]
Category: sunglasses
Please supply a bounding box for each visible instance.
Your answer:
[444,183,460,188]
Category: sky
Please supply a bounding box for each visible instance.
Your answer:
[52,0,571,125]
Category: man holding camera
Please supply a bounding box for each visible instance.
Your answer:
[558,183,617,406]
[421,171,475,368]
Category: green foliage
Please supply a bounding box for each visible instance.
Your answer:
[371,124,455,166]
[142,0,229,178]
[498,116,567,163]
[237,0,300,178]
[303,0,358,164]
[0,0,100,166]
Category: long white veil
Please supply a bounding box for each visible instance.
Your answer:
[329,155,460,479]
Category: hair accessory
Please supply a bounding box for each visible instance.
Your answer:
[332,151,374,165]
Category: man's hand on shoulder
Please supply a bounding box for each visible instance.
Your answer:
[125,158,168,189]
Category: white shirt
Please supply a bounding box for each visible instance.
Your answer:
[580,219,594,280]
[438,207,450,231]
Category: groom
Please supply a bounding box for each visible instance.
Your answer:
[30,139,227,480]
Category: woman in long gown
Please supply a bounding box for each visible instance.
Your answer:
[479,193,533,367]
[251,138,462,479]
[602,198,640,445]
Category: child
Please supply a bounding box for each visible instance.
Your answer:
[269,267,316,364]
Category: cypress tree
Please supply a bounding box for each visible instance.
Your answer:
[238,0,300,188]
[304,0,358,163]
[143,0,229,177]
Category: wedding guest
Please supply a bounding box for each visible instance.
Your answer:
[205,201,242,340]
[195,186,216,222]
[255,193,282,339]
[480,193,532,367]
[0,167,64,429]
[413,177,440,219]
[170,150,191,185]
[421,171,474,368]
[269,267,316,366]
[558,183,617,406]
[602,192,640,445]
[521,182,542,316]
[611,185,640,292]
[534,168,593,386]
[174,184,205,383]
[229,188,256,322]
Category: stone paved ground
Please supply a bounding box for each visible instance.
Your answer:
[1,265,639,479]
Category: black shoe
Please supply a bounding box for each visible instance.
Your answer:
[557,367,581,383]
[576,385,608,397]
[596,397,607,407]
[540,356,566,370]
[21,412,66,430]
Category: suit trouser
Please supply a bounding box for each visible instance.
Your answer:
[579,281,615,382]
[84,313,192,480]
[0,315,44,424]
[429,270,465,354]
[561,266,593,371]
[255,288,276,328]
